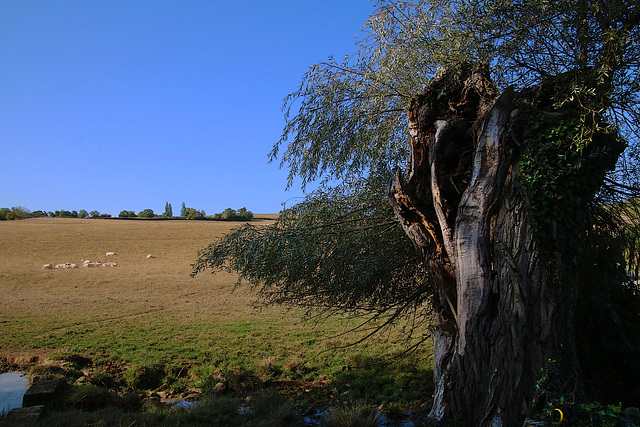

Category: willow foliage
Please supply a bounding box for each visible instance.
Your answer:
[195,0,639,340]
[273,0,639,189]
[193,176,432,335]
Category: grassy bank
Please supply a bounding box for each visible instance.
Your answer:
[0,218,433,423]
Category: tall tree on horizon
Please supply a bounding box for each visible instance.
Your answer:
[163,202,173,218]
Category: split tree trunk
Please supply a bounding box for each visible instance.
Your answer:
[389,64,582,426]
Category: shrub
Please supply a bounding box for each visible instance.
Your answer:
[220,207,254,221]
[0,208,10,220]
[137,209,155,218]
[186,208,205,219]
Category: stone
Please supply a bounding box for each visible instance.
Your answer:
[623,407,640,425]
[22,379,63,407]
[212,382,226,393]
[0,405,44,427]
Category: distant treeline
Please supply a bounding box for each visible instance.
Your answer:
[117,203,253,221]
[0,203,254,222]
[0,207,111,220]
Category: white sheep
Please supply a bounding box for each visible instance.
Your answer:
[82,262,99,268]
[42,264,53,270]
[101,261,118,267]
[146,254,155,259]
[54,262,77,269]
[105,252,117,256]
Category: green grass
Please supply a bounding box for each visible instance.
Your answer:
[0,218,434,424]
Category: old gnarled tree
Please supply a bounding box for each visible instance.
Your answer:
[389,63,624,425]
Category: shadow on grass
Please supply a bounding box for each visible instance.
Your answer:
[330,353,434,408]
[34,351,438,426]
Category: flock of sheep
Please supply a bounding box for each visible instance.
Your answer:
[41,252,155,270]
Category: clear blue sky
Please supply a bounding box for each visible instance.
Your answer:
[1,1,375,215]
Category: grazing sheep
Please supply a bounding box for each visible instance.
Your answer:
[101,261,118,267]
[82,262,99,268]
[54,262,77,269]
[105,252,117,256]
[146,254,155,259]
[42,264,53,270]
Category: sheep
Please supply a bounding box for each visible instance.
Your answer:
[54,262,77,269]
[100,261,118,267]
[82,262,100,268]
[146,254,155,259]
[105,252,117,256]
[42,264,53,270]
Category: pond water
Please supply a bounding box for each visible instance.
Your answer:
[0,372,29,418]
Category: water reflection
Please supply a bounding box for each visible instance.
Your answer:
[0,372,29,418]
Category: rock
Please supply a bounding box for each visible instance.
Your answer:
[22,378,64,407]
[73,376,87,385]
[0,405,45,427]
[183,392,200,400]
[210,369,226,383]
[623,407,640,425]
[212,382,226,393]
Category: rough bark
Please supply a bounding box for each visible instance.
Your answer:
[389,63,582,426]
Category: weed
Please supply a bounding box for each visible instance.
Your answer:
[88,367,116,389]
[66,385,117,411]
[124,363,165,391]
[258,356,283,380]
[327,401,379,427]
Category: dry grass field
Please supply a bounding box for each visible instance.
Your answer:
[0,217,432,408]
[0,218,335,362]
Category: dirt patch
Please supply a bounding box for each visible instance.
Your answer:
[0,351,57,374]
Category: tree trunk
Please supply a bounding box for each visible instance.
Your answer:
[389,64,586,426]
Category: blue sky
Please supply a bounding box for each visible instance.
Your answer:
[1,1,375,215]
